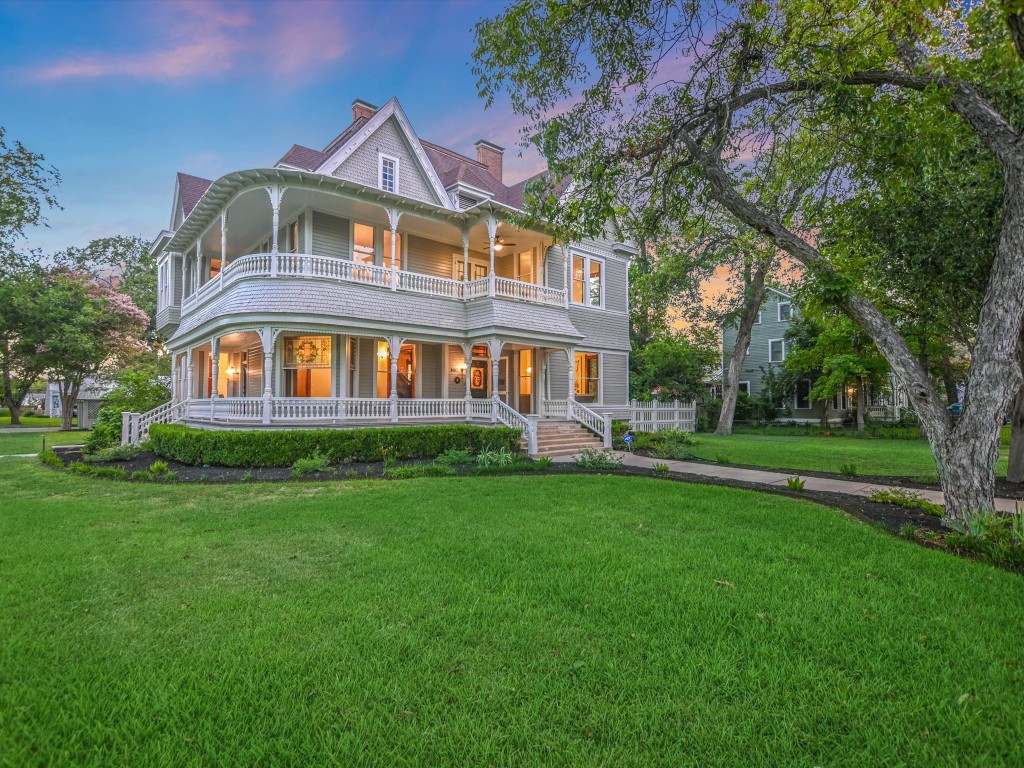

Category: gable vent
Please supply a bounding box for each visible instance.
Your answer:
[457,193,479,210]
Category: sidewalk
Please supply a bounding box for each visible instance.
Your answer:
[0,427,60,433]
[557,451,1022,514]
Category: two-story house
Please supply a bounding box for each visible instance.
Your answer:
[141,97,634,452]
[720,287,907,424]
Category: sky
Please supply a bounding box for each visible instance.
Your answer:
[0,0,545,254]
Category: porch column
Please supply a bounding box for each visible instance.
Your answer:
[388,208,401,291]
[210,337,220,400]
[197,241,204,288]
[268,185,282,277]
[461,342,474,422]
[337,335,348,399]
[261,328,274,425]
[219,209,228,287]
[461,228,470,291]
[489,338,503,423]
[486,215,497,298]
[388,335,402,423]
[185,347,195,400]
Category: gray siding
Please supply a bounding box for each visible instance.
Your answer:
[722,291,795,398]
[567,309,630,352]
[447,345,467,398]
[418,343,444,398]
[547,351,570,400]
[172,254,183,303]
[545,245,566,291]
[333,116,444,206]
[357,337,376,397]
[602,352,630,407]
[407,235,454,278]
[312,212,350,259]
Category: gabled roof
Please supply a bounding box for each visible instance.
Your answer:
[313,98,453,208]
[421,140,500,194]
[177,172,213,217]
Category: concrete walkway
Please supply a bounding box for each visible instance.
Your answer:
[0,427,61,433]
[557,451,1022,514]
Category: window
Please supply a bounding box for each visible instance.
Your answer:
[768,338,785,363]
[778,301,792,322]
[517,250,534,284]
[282,336,332,398]
[159,263,168,309]
[574,352,600,403]
[353,223,375,265]
[754,311,762,325]
[795,379,811,410]
[379,154,398,193]
[288,220,300,254]
[571,254,604,308]
[376,341,415,398]
[738,381,751,396]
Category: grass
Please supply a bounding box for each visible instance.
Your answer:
[0,415,66,428]
[0,430,89,455]
[2,462,1023,765]
[690,433,1010,482]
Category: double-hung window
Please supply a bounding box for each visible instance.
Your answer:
[379,154,398,194]
[778,301,792,322]
[574,352,600,403]
[768,338,786,363]
[571,253,604,308]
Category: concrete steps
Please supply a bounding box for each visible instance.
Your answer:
[523,420,605,457]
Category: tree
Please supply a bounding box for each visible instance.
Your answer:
[36,270,149,431]
[0,266,50,425]
[57,236,158,334]
[631,330,717,401]
[84,352,171,452]
[784,314,889,431]
[0,127,60,250]
[473,0,1024,524]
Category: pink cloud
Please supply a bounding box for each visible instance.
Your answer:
[28,0,349,83]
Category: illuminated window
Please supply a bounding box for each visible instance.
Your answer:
[282,336,332,398]
[571,254,603,307]
[574,352,599,403]
[353,223,375,265]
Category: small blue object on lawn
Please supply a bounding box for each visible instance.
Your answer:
[623,433,634,451]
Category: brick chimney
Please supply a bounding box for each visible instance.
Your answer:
[474,139,504,183]
[352,99,377,122]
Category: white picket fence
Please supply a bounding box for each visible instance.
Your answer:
[630,400,696,433]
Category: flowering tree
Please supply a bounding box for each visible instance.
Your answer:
[37,270,148,430]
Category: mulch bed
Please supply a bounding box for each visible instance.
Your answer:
[52,446,947,535]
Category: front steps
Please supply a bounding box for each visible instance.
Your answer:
[525,420,605,457]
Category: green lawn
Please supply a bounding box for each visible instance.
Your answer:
[0,415,65,428]
[689,433,1010,481]
[2,464,1022,765]
[0,430,88,455]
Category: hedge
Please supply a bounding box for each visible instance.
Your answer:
[149,423,521,467]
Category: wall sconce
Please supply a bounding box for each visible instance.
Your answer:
[526,366,532,374]
[226,366,238,377]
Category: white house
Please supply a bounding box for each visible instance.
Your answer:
[134,97,636,454]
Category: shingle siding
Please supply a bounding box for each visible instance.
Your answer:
[333,116,444,207]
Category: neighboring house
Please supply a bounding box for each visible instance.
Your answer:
[147,97,634,450]
[720,287,907,424]
[45,377,112,429]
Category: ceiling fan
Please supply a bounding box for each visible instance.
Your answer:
[486,236,517,252]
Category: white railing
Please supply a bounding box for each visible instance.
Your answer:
[396,398,466,419]
[568,399,612,448]
[494,277,565,307]
[176,252,567,316]
[493,398,536,454]
[630,400,696,433]
[122,400,186,445]
[541,399,568,419]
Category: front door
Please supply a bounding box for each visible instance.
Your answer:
[516,349,534,414]
[497,355,509,404]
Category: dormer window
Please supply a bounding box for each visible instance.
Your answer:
[379,154,398,193]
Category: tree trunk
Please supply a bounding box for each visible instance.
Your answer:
[1008,385,1024,484]
[820,400,829,429]
[717,262,768,435]
[8,403,21,425]
[856,378,865,433]
[58,380,79,432]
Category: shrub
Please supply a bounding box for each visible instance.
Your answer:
[84,365,172,453]
[131,470,151,481]
[434,448,475,466]
[69,462,128,480]
[534,456,553,470]
[291,450,331,478]
[384,463,457,479]
[574,448,623,469]
[614,430,694,460]
[868,488,943,517]
[476,446,515,468]
[898,523,918,540]
[653,463,670,474]
[838,462,858,476]
[786,476,806,491]
[38,449,63,468]
[83,445,141,463]
[149,460,169,475]
[945,512,1024,568]
[149,424,520,467]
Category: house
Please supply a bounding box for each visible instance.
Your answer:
[141,97,635,453]
[720,288,907,424]
[44,377,112,429]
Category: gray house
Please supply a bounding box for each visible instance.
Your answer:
[720,287,906,424]
[139,97,635,453]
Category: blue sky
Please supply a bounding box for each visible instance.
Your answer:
[1,0,542,254]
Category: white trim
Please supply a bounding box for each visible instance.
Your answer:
[777,301,792,322]
[314,98,453,209]
[768,338,786,363]
[753,311,762,325]
[451,252,488,281]
[766,286,793,300]
[573,349,603,405]
[738,380,751,396]
[378,152,399,194]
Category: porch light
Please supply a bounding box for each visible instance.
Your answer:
[226,366,238,377]
[494,242,503,252]
[526,367,532,374]
[378,346,389,359]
